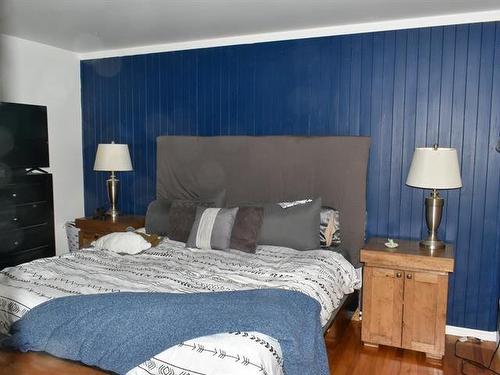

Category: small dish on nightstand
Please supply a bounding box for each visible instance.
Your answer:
[384,238,399,248]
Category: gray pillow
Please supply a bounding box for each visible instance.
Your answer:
[145,190,226,237]
[186,207,239,250]
[169,200,216,242]
[145,199,172,236]
[278,199,341,247]
[258,197,321,250]
[229,206,264,253]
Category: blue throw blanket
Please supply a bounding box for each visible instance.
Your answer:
[2,289,328,375]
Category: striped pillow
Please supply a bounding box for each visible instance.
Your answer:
[186,207,239,250]
[320,207,341,247]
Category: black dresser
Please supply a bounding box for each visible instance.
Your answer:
[0,173,55,269]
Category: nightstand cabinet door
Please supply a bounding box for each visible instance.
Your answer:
[361,266,404,347]
[402,271,448,357]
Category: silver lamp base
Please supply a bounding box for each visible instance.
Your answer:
[106,171,120,221]
[106,207,119,221]
[419,238,445,250]
[420,189,445,252]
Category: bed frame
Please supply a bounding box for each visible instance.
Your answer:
[157,135,370,267]
[0,136,370,374]
[156,135,371,331]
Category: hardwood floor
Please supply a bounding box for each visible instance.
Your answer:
[0,320,496,374]
[326,321,462,374]
[0,350,105,375]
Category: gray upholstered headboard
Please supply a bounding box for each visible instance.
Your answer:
[157,136,370,266]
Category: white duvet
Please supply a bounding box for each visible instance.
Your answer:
[0,239,361,375]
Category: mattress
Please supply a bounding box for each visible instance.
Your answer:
[0,239,361,374]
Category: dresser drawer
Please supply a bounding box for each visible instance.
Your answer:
[0,202,49,231]
[0,245,54,269]
[0,225,50,254]
[0,174,55,269]
[0,181,47,205]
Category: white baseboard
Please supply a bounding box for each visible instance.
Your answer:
[446,325,498,342]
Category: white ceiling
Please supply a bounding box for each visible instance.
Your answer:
[1,0,500,54]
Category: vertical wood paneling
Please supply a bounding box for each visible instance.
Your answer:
[387,30,406,238]
[81,21,500,331]
[339,36,352,135]
[399,29,418,238]
[412,29,431,240]
[366,33,384,237]
[349,37,362,136]
[484,23,500,329]
[119,57,132,215]
[473,23,496,328]
[378,32,396,235]
[359,34,373,138]
[438,27,456,238]
[460,24,482,328]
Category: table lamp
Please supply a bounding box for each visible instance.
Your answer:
[93,142,133,220]
[406,144,462,250]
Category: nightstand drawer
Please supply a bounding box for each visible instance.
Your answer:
[360,250,453,273]
[79,231,107,249]
[75,215,145,249]
[360,238,454,273]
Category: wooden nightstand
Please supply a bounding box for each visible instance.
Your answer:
[360,237,454,360]
[75,216,145,249]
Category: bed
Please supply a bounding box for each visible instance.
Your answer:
[0,136,370,375]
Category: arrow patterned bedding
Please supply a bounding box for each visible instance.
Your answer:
[0,238,361,375]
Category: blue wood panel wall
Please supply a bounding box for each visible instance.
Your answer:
[81,22,500,331]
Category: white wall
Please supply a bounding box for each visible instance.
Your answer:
[0,34,84,255]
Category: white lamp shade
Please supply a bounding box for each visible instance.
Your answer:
[93,143,133,171]
[406,147,462,189]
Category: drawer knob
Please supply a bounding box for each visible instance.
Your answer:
[406,273,413,279]
[396,272,402,278]
[12,217,18,221]
[13,241,19,246]
[12,193,17,197]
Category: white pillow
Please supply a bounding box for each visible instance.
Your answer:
[92,232,151,255]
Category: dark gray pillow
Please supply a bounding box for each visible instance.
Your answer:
[145,200,172,235]
[186,207,239,250]
[145,190,226,239]
[169,200,216,242]
[230,206,264,253]
[258,197,321,250]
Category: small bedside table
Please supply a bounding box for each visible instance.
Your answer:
[360,237,454,360]
[75,216,145,249]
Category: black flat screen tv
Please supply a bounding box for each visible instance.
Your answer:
[0,102,49,169]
